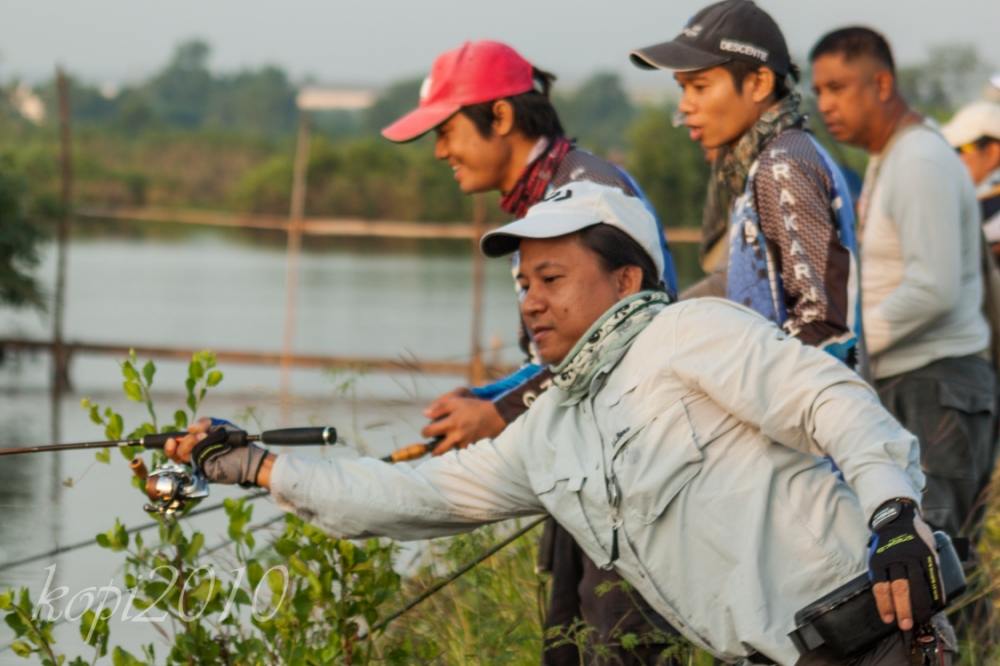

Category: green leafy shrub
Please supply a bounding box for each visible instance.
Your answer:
[2,351,715,664]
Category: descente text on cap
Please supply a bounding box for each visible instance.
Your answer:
[381,41,535,143]
[629,0,791,77]
[481,182,666,281]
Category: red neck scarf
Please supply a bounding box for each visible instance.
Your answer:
[500,136,573,219]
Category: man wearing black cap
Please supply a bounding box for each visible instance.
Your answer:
[630,0,865,371]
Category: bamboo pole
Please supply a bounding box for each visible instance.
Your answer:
[280,112,312,422]
[71,207,704,244]
[0,338,516,378]
[51,68,73,444]
[468,195,487,385]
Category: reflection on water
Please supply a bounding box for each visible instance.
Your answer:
[0,437,56,578]
[1,235,523,362]
[0,235,524,660]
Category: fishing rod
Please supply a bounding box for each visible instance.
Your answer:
[0,491,270,575]
[371,516,546,633]
[1,426,336,518]
[0,426,337,457]
[0,424,425,570]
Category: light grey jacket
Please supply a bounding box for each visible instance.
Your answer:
[271,298,923,665]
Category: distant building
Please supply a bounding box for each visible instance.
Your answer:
[626,84,677,107]
[297,87,375,112]
[9,84,45,124]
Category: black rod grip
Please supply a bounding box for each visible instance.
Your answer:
[139,432,187,448]
[260,427,337,446]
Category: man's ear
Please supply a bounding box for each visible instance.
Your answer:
[492,99,516,137]
[750,67,777,104]
[615,265,644,297]
[874,69,895,102]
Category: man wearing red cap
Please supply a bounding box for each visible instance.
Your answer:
[382,40,679,665]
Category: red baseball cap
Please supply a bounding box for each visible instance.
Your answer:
[381,40,536,143]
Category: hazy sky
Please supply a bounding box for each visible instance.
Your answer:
[1,0,997,89]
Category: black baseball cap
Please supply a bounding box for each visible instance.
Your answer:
[630,0,791,77]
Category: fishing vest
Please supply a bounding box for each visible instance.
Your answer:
[725,135,863,367]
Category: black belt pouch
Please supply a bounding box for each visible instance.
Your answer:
[788,531,966,658]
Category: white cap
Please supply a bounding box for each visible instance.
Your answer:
[480,181,665,280]
[942,101,1000,147]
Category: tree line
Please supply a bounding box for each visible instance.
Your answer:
[0,38,994,309]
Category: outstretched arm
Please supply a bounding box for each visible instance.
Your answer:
[167,417,543,541]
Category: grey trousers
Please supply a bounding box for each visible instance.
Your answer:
[874,354,997,536]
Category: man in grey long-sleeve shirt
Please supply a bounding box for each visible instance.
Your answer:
[811,27,996,537]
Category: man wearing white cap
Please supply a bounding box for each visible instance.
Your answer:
[167,181,953,664]
[943,101,1000,254]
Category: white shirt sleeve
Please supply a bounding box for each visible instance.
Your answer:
[268,413,543,541]
[667,299,924,518]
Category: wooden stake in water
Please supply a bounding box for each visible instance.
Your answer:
[280,110,312,423]
[51,67,74,445]
[469,194,487,386]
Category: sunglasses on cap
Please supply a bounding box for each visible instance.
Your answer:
[955,137,998,155]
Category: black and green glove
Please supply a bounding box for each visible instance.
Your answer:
[191,418,268,487]
[867,498,944,623]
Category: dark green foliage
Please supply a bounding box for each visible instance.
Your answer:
[555,72,636,154]
[231,135,492,223]
[625,105,711,287]
[145,40,214,129]
[0,152,45,309]
[625,105,708,231]
[896,45,994,120]
[202,65,297,134]
[363,77,423,135]
[35,77,117,125]
[33,39,298,136]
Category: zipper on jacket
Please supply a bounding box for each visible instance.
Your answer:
[590,392,624,570]
[607,476,622,568]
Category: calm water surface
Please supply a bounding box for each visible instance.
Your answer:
[0,234,522,660]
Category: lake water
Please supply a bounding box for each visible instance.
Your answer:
[0,233,526,661]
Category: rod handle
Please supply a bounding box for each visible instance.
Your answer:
[260,427,337,446]
[139,432,187,448]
